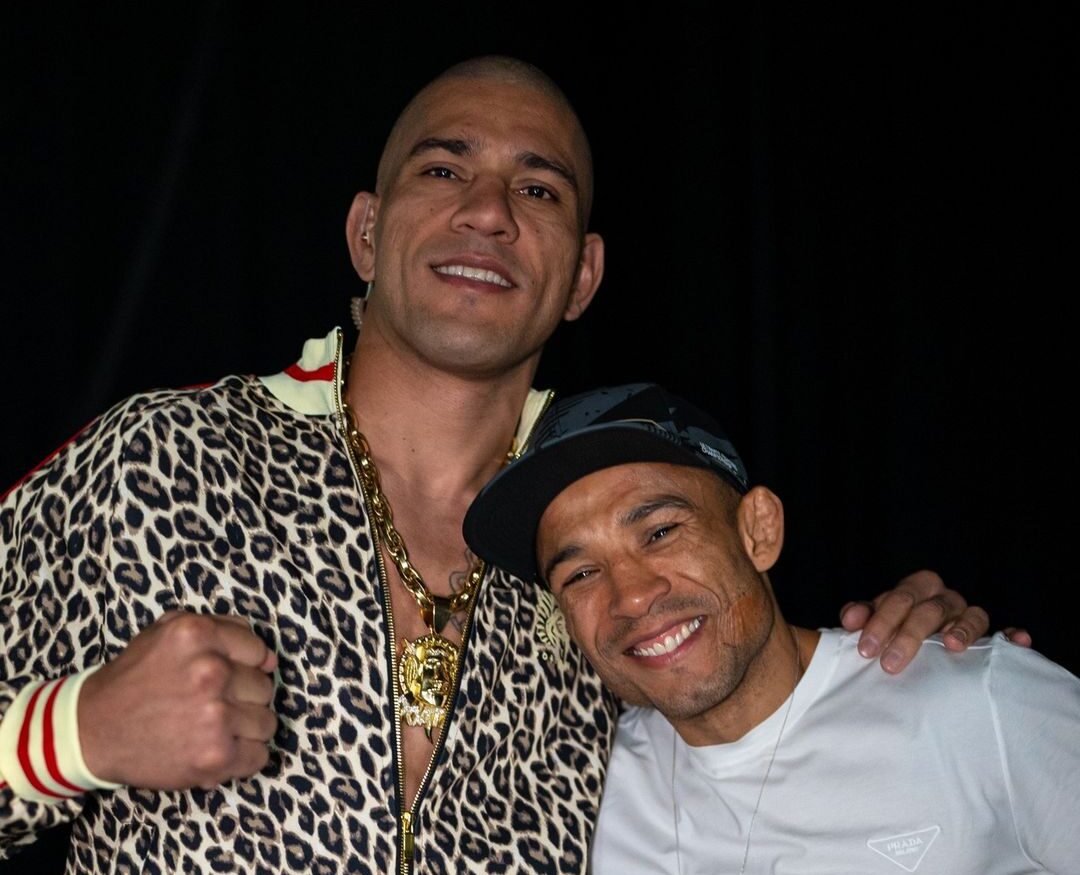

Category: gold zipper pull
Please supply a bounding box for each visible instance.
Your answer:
[402,810,415,862]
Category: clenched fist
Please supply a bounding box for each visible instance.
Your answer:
[78,612,278,790]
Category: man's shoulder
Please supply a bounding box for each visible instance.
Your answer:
[3,372,294,504]
[109,372,259,415]
[88,374,278,444]
[93,326,344,440]
[829,628,998,684]
[828,629,1077,715]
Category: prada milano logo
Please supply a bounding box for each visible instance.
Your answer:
[866,826,940,871]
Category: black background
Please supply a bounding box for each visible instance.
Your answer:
[1,4,1073,871]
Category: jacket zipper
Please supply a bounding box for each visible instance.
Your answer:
[334,331,556,874]
[396,389,554,868]
[332,330,411,874]
[397,574,482,872]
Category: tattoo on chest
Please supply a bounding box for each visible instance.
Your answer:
[446,549,477,635]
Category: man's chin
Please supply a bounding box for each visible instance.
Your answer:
[412,331,542,381]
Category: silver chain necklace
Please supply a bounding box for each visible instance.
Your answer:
[670,624,804,875]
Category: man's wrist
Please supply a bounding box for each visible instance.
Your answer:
[0,667,122,803]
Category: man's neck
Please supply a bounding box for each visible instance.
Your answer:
[344,332,536,504]
[675,621,819,747]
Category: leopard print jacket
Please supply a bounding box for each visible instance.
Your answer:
[0,329,617,874]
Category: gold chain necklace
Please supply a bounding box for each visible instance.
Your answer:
[341,398,486,738]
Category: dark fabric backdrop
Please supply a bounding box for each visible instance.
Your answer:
[1,5,1073,871]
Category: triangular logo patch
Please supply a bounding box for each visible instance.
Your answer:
[866,826,940,871]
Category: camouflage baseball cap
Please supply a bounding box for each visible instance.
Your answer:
[463,383,749,582]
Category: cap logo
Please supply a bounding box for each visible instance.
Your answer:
[698,442,740,477]
[617,417,663,428]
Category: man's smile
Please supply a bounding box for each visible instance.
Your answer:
[432,256,515,289]
[626,616,704,660]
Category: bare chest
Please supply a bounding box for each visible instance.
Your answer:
[377,527,480,810]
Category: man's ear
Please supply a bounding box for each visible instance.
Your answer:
[563,232,605,322]
[737,486,785,572]
[345,192,379,281]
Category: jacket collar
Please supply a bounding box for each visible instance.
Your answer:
[260,327,553,450]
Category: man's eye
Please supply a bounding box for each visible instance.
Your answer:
[562,568,596,588]
[426,167,457,180]
[649,524,677,543]
[520,184,555,200]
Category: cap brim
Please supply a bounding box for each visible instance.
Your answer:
[463,421,719,583]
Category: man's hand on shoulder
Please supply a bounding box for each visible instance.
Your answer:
[78,611,278,790]
[840,569,1031,674]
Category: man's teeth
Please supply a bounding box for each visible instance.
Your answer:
[631,617,702,658]
[434,264,512,288]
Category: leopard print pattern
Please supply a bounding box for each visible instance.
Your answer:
[0,375,616,873]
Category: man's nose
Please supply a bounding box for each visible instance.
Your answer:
[609,561,671,619]
[451,177,520,241]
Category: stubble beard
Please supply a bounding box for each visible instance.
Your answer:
[368,290,546,382]
[599,588,776,723]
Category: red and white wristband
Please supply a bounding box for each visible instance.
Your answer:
[0,667,122,803]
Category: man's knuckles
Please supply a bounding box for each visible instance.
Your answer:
[188,730,272,786]
[156,612,266,661]
[227,666,276,704]
[158,612,225,652]
[250,706,279,741]
[192,698,234,735]
[908,593,952,625]
[231,740,272,779]
[188,652,235,695]
[191,733,238,776]
[189,699,277,746]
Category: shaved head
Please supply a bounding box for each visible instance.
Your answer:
[376,56,594,228]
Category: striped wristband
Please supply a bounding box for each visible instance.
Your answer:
[0,667,122,803]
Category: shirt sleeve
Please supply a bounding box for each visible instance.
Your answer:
[989,635,1080,871]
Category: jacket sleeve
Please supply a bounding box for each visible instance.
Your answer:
[0,402,129,857]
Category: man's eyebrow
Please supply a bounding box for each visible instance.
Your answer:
[542,494,693,581]
[519,151,578,191]
[406,140,578,192]
[407,137,473,159]
[619,495,695,527]
[543,544,582,585]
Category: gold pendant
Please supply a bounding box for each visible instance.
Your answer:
[398,633,460,738]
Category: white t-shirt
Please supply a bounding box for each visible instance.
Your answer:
[591,630,1080,874]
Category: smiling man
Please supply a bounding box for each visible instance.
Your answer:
[464,383,1079,873]
[1,59,1003,874]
